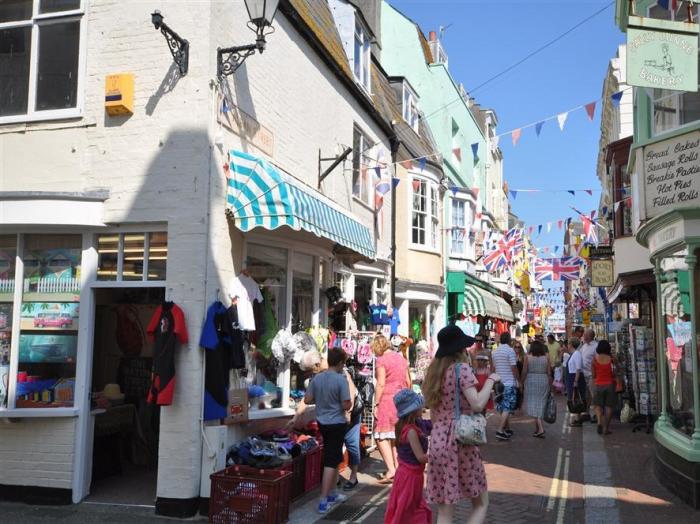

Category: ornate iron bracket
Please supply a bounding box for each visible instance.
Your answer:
[217,38,265,78]
[151,11,189,76]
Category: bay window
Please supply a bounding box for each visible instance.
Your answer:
[0,0,85,123]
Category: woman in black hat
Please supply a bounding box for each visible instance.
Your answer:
[422,325,500,524]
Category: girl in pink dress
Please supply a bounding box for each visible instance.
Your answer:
[422,325,500,524]
[373,334,411,483]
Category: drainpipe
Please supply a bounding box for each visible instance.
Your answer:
[390,136,399,307]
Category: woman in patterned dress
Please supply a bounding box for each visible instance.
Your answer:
[422,325,500,524]
[522,340,552,438]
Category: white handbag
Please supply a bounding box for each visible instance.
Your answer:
[453,363,487,446]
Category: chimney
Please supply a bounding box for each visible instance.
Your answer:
[429,30,437,42]
[428,30,448,67]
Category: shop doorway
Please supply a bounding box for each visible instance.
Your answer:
[86,287,164,506]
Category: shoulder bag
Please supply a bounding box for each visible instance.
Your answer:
[543,390,557,424]
[453,363,488,446]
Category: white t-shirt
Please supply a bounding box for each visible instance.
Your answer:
[492,344,517,386]
[229,274,263,331]
[580,340,599,378]
[567,350,583,374]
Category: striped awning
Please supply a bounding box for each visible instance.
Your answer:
[463,284,515,321]
[661,280,685,318]
[226,150,375,259]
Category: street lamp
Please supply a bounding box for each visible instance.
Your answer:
[217,0,280,78]
[151,10,189,76]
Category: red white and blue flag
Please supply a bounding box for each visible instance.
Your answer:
[535,257,583,281]
[658,0,679,11]
[582,214,598,245]
[483,228,524,271]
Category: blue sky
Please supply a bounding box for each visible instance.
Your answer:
[389,0,624,259]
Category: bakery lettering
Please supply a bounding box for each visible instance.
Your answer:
[644,133,700,215]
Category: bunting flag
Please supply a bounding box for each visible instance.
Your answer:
[585,189,593,196]
[537,225,543,235]
[418,157,426,172]
[453,147,462,162]
[528,226,534,235]
[546,222,552,233]
[582,215,598,245]
[611,91,623,106]
[658,0,679,11]
[472,187,480,198]
[614,201,621,212]
[584,101,596,121]
[483,228,525,271]
[374,166,382,178]
[568,190,576,197]
[375,181,391,195]
[555,246,560,254]
[400,160,413,170]
[557,112,568,131]
[602,205,608,217]
[471,143,479,159]
[566,217,572,228]
[222,99,230,113]
[512,128,522,146]
[375,193,384,210]
[451,186,458,196]
[412,179,421,192]
[392,177,400,188]
[558,220,563,229]
[510,190,518,200]
[535,121,545,137]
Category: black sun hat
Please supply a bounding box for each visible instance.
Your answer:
[435,324,476,358]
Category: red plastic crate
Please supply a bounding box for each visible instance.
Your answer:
[209,465,292,524]
[280,455,305,501]
[304,445,323,491]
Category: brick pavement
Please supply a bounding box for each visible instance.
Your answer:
[290,395,700,523]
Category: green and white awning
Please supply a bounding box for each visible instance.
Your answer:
[226,150,375,259]
[661,280,685,318]
[464,284,515,321]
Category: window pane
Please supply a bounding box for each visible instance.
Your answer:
[680,91,700,126]
[122,234,145,281]
[147,232,168,281]
[96,235,118,281]
[0,27,31,117]
[0,0,32,23]
[352,128,361,197]
[18,234,81,409]
[353,30,361,80]
[0,235,16,407]
[292,253,313,333]
[36,21,80,111]
[654,93,678,135]
[39,0,81,14]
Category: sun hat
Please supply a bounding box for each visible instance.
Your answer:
[103,384,125,402]
[393,388,424,418]
[435,324,475,358]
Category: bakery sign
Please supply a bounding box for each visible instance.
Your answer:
[626,16,698,92]
[642,129,700,219]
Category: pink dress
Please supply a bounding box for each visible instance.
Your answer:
[374,351,410,435]
[426,363,487,504]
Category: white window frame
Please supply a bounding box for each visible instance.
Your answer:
[93,229,168,285]
[651,84,700,136]
[402,82,419,132]
[0,0,87,125]
[409,176,440,253]
[352,125,374,207]
[353,17,371,93]
[451,198,466,256]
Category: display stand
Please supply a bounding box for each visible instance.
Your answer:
[629,325,657,433]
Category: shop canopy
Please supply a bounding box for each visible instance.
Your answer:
[226,150,376,259]
[463,284,515,322]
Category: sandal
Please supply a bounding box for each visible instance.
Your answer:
[533,432,545,438]
[342,479,359,491]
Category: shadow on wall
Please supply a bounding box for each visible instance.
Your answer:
[146,63,184,116]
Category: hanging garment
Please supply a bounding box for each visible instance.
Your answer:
[146,302,188,406]
[368,304,389,325]
[389,309,401,336]
[229,274,263,331]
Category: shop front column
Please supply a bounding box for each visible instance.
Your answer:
[654,259,669,425]
[425,303,432,343]
[686,249,700,447]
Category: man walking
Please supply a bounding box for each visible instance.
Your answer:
[492,332,520,441]
[580,328,599,423]
[546,333,561,378]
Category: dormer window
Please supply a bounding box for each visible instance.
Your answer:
[353,18,371,92]
[402,82,419,132]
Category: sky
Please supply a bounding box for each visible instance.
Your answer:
[389,0,625,265]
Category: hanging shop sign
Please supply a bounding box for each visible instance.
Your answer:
[640,129,700,220]
[589,246,614,259]
[626,16,699,92]
[217,94,275,156]
[591,259,614,288]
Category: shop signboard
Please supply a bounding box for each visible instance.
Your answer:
[589,246,614,259]
[591,259,614,288]
[591,313,605,323]
[641,129,700,220]
[627,16,699,92]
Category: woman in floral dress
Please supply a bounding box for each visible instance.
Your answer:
[422,325,500,524]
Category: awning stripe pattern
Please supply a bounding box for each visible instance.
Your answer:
[661,281,684,318]
[226,150,375,259]
[463,284,515,322]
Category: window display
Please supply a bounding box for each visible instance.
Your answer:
[0,235,15,407]
[17,234,81,408]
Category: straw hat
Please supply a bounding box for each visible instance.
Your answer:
[103,384,125,401]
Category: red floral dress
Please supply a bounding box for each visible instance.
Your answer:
[374,351,410,436]
[426,363,487,504]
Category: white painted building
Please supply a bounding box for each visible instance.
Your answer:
[0,0,397,517]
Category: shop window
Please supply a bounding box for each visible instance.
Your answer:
[16,234,82,408]
[97,232,168,282]
[652,82,700,136]
[0,235,16,407]
[451,200,465,255]
[352,126,373,206]
[661,248,694,436]
[0,0,84,122]
[353,18,371,92]
[291,252,314,333]
[412,179,439,249]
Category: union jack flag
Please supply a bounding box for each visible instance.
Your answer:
[483,228,524,271]
[582,215,598,245]
[534,256,583,281]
